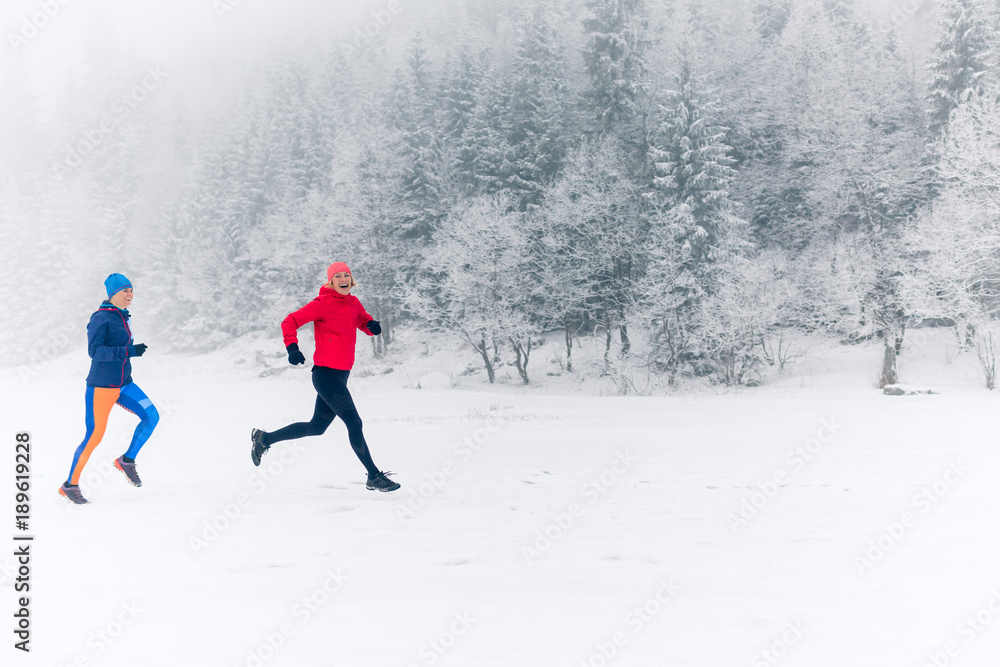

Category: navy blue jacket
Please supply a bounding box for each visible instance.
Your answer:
[85,301,136,388]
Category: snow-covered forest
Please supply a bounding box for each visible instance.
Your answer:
[3,0,999,390]
[9,4,1000,665]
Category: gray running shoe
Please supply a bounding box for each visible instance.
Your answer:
[366,471,401,492]
[115,456,142,487]
[251,428,270,466]
[59,483,89,505]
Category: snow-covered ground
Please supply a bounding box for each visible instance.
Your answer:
[3,329,1000,666]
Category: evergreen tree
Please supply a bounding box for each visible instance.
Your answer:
[440,47,484,142]
[927,0,991,137]
[460,58,513,199]
[328,97,411,358]
[752,0,792,40]
[644,57,745,379]
[505,6,571,210]
[647,58,741,306]
[467,6,572,211]
[392,36,445,241]
[581,0,647,136]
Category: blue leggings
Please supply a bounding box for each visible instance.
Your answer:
[67,383,159,485]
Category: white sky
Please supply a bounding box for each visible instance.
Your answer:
[0,0,409,110]
[0,0,938,120]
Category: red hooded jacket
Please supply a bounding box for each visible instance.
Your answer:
[281,286,374,370]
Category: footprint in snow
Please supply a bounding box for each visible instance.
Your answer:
[441,558,472,566]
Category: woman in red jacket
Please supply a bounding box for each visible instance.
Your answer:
[251,262,400,492]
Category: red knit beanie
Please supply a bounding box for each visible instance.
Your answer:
[327,262,355,285]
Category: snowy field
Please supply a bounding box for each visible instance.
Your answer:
[4,331,1000,667]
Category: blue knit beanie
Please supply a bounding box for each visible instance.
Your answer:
[104,273,132,298]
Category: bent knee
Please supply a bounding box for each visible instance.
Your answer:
[308,417,333,436]
[145,405,160,429]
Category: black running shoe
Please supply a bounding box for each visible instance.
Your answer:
[251,428,270,466]
[59,482,89,505]
[366,471,400,492]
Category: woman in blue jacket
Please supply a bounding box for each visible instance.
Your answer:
[59,273,158,505]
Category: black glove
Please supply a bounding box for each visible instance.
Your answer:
[130,343,147,357]
[286,343,306,365]
[366,320,381,335]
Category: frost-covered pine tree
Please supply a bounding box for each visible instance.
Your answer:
[392,36,444,241]
[927,0,991,137]
[458,61,509,198]
[502,4,572,211]
[752,0,792,40]
[440,46,487,199]
[643,56,746,381]
[647,57,741,305]
[581,0,647,136]
[463,6,572,212]
[440,48,481,142]
[327,102,410,358]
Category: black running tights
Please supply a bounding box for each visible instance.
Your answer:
[263,366,379,476]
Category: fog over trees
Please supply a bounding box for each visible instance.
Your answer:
[2,0,999,388]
